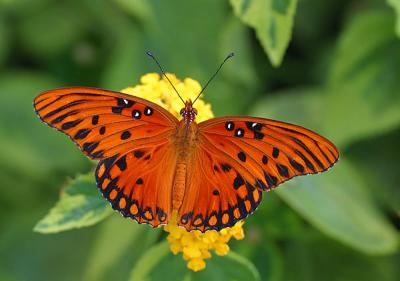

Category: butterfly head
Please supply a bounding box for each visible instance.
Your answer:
[180,100,197,123]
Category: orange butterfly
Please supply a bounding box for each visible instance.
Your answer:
[34,53,339,232]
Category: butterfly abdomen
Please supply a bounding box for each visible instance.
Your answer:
[172,162,186,209]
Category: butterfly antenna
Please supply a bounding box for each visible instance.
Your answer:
[192,52,234,105]
[146,51,185,105]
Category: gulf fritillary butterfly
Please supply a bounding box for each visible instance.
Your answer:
[34,54,339,232]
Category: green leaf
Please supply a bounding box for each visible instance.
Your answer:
[230,0,298,66]
[34,174,112,233]
[281,233,400,281]
[347,130,400,213]
[387,0,400,37]
[129,242,260,281]
[84,216,160,281]
[112,0,154,25]
[276,159,398,255]
[324,10,400,146]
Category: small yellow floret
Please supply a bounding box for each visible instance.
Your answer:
[122,73,245,272]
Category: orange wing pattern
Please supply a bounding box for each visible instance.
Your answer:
[177,116,339,231]
[34,87,179,227]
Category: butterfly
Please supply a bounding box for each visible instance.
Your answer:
[33,54,339,232]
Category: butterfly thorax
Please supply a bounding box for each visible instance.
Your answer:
[180,100,198,124]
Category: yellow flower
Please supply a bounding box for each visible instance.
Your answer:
[121,73,245,272]
[164,212,244,272]
[121,73,214,122]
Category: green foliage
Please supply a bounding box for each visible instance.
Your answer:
[129,242,260,281]
[387,0,400,36]
[34,174,112,233]
[324,10,400,146]
[230,0,298,67]
[1,0,399,280]
[277,159,398,255]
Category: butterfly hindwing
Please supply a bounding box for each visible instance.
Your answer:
[95,139,178,227]
[177,116,339,232]
[178,144,263,232]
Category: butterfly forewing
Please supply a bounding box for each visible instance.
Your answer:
[34,87,178,159]
[34,87,179,227]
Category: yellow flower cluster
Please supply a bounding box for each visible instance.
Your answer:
[165,212,244,272]
[121,73,245,272]
[121,73,214,122]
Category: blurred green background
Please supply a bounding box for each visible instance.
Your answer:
[0,0,399,280]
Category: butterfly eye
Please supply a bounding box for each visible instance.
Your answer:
[193,108,198,115]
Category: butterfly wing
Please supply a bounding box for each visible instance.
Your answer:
[178,116,339,232]
[34,87,179,227]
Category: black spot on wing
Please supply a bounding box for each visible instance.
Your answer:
[134,150,144,158]
[121,131,131,140]
[132,110,141,119]
[112,106,123,114]
[92,115,99,125]
[91,150,104,159]
[238,152,246,162]
[276,164,289,178]
[245,121,263,131]
[74,128,91,140]
[233,174,245,189]
[99,126,106,135]
[181,212,193,225]
[83,141,99,154]
[255,179,268,190]
[144,107,153,116]
[254,131,264,140]
[225,121,235,131]
[61,119,83,130]
[264,170,278,187]
[117,98,134,108]
[235,128,244,137]
[157,207,167,222]
[116,156,127,171]
[290,158,305,173]
[272,147,280,158]
[221,163,232,172]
